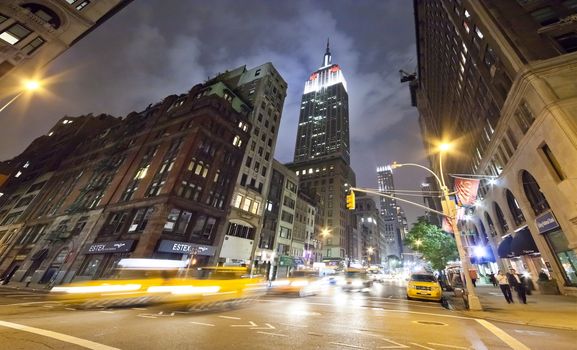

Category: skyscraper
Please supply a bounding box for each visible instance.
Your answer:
[288,41,356,260]
[376,166,403,259]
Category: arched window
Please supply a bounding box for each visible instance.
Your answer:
[22,3,61,29]
[484,212,497,237]
[494,202,509,233]
[506,189,525,226]
[521,170,550,215]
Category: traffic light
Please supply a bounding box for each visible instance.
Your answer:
[346,191,355,210]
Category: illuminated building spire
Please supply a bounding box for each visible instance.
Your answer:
[323,38,331,67]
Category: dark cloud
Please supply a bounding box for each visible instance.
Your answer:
[0,0,428,224]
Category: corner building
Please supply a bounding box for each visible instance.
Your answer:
[414,0,577,295]
[288,42,356,260]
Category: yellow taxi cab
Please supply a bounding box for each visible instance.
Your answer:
[50,258,184,308]
[151,266,267,310]
[268,270,322,297]
[406,273,443,302]
[342,268,373,292]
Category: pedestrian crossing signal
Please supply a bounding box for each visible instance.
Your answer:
[346,191,355,210]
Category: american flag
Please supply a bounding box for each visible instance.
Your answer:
[454,177,480,206]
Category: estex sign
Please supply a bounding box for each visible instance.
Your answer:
[157,240,215,256]
[84,240,135,254]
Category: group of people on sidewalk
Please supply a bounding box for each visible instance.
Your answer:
[490,268,528,304]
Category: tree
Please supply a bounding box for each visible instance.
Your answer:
[405,217,459,271]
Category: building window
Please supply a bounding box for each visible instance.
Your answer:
[163,208,192,235]
[0,13,7,25]
[0,23,31,45]
[190,215,217,240]
[541,144,566,181]
[233,135,242,147]
[475,26,484,39]
[280,226,291,239]
[21,3,61,29]
[281,210,293,224]
[484,47,497,67]
[75,0,91,11]
[554,32,577,53]
[531,7,559,26]
[515,101,535,134]
[564,0,577,10]
[127,207,154,233]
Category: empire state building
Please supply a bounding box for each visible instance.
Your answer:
[288,41,356,260]
[293,41,351,165]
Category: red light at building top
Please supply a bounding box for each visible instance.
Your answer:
[330,65,340,72]
[309,72,319,80]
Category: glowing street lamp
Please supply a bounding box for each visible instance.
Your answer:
[0,78,42,114]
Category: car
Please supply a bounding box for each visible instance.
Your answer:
[269,270,323,297]
[341,269,373,292]
[50,259,267,310]
[406,273,443,302]
[367,268,384,283]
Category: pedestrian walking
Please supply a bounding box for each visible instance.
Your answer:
[497,270,513,303]
[489,273,498,287]
[508,268,527,304]
[24,275,32,288]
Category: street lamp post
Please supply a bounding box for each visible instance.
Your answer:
[391,144,482,310]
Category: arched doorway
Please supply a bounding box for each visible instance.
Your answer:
[521,170,577,286]
[506,189,526,227]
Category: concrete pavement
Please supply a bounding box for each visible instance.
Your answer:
[449,284,577,330]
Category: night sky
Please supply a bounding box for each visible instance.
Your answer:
[0,0,429,224]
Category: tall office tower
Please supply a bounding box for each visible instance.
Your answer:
[354,196,384,265]
[376,166,403,258]
[288,41,356,260]
[0,1,132,94]
[421,176,442,227]
[211,63,288,265]
[414,0,577,295]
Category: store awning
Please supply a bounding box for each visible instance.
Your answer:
[511,228,539,256]
[497,236,514,258]
[31,248,49,261]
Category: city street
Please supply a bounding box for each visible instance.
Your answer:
[0,281,575,350]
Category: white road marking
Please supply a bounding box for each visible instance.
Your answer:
[377,338,409,349]
[65,307,76,311]
[279,323,308,328]
[231,321,257,327]
[218,315,241,320]
[131,307,147,311]
[251,323,275,330]
[256,331,287,337]
[329,342,365,349]
[307,332,323,336]
[0,320,120,350]
[137,315,157,319]
[427,343,468,350]
[99,311,115,314]
[475,319,531,350]
[410,343,436,350]
[189,321,215,327]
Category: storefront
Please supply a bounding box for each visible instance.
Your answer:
[156,240,216,266]
[536,211,577,286]
[75,240,136,280]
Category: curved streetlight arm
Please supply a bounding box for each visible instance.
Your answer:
[393,162,444,191]
[350,187,452,219]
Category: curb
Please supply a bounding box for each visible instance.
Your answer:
[452,311,577,331]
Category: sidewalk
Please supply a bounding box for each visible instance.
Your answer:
[448,284,577,330]
[0,283,50,294]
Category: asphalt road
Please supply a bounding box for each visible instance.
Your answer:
[0,280,575,350]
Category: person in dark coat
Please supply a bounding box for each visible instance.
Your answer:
[488,273,498,287]
[508,268,527,304]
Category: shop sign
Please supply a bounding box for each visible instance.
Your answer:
[157,240,215,256]
[84,240,135,254]
[535,211,560,234]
